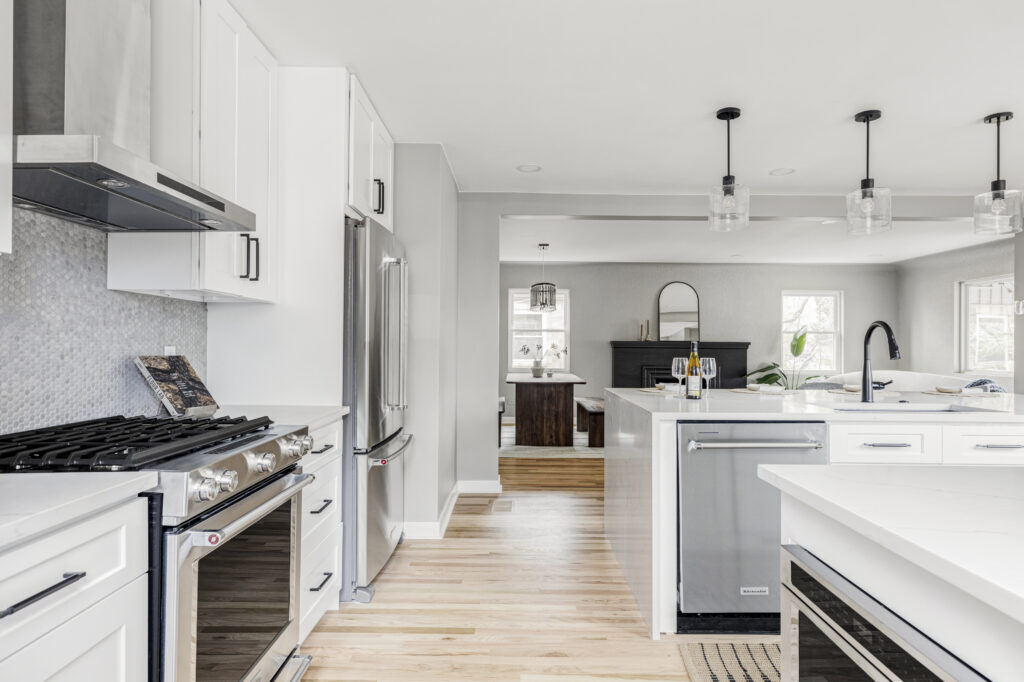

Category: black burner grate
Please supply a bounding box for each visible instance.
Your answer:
[0,415,273,471]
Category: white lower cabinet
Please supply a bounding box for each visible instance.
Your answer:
[943,424,1024,464]
[0,575,147,681]
[829,422,1024,465]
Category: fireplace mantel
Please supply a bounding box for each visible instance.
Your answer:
[609,341,751,389]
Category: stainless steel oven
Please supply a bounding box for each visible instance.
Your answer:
[781,545,988,681]
[164,469,314,682]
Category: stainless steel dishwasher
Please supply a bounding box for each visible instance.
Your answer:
[677,421,827,633]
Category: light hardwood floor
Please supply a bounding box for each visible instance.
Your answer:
[302,458,689,681]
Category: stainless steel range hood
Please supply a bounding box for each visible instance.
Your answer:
[11,0,255,232]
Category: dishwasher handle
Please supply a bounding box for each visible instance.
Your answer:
[688,440,823,451]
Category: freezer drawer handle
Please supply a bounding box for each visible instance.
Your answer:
[861,442,912,448]
[311,443,335,454]
[310,499,333,515]
[975,443,1024,449]
[310,572,334,592]
[688,440,823,451]
[0,571,86,619]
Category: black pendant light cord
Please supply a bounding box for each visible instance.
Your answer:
[726,118,731,177]
[996,117,1002,181]
[865,118,870,179]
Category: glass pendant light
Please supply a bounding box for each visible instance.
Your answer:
[846,110,892,235]
[709,107,749,231]
[529,243,556,312]
[974,112,1023,235]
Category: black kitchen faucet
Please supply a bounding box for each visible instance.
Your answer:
[862,321,901,403]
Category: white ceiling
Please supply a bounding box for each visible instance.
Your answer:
[232,0,1024,196]
[498,217,1011,265]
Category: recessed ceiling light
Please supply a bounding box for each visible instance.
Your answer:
[821,219,842,225]
[198,218,222,227]
[729,253,744,258]
[97,177,129,189]
[769,168,796,176]
[516,164,542,173]
[867,253,883,258]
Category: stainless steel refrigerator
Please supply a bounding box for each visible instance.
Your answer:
[341,216,411,601]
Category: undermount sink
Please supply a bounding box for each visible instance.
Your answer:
[812,402,1005,414]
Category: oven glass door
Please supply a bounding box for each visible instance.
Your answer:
[194,499,293,680]
[797,613,876,681]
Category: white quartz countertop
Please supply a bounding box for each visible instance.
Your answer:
[215,404,349,432]
[606,387,1024,422]
[0,472,159,553]
[758,464,1024,624]
[506,372,586,384]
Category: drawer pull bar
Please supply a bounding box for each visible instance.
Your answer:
[975,443,1024,449]
[0,571,86,619]
[311,444,335,455]
[310,499,334,515]
[862,442,912,448]
[310,572,334,592]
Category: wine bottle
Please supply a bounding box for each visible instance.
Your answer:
[686,341,702,400]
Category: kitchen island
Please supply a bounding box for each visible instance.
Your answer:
[759,464,1024,680]
[604,387,1024,639]
[506,373,586,446]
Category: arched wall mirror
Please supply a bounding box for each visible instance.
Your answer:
[658,282,700,341]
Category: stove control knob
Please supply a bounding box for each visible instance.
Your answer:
[253,453,277,473]
[300,435,314,455]
[215,469,239,493]
[283,437,305,459]
[192,477,220,503]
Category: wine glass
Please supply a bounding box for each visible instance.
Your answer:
[671,357,687,398]
[701,357,718,393]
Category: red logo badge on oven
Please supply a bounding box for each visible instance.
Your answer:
[208,534,220,545]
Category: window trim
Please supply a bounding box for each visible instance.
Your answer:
[956,274,1014,377]
[780,290,845,374]
[507,288,571,372]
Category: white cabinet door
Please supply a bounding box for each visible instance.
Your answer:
[348,77,376,219]
[0,575,147,681]
[829,424,943,464]
[943,424,1024,465]
[348,75,395,231]
[1,0,12,254]
[199,0,279,301]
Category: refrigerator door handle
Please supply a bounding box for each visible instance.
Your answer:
[398,257,409,410]
[382,257,406,411]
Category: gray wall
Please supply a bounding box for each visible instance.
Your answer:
[499,262,899,415]
[395,144,459,523]
[897,239,1014,376]
[0,211,207,432]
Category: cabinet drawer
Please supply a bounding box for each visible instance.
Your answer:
[299,528,340,641]
[0,574,147,678]
[943,425,1024,465]
[302,420,342,472]
[301,459,341,543]
[0,498,148,661]
[829,424,942,464]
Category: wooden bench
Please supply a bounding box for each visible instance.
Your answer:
[574,397,605,448]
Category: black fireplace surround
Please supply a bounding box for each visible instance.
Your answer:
[610,341,751,389]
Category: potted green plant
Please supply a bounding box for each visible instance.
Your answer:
[746,327,822,389]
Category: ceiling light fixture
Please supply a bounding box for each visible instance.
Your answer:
[846,110,892,235]
[530,243,556,312]
[709,107,749,231]
[974,112,1022,235]
[97,177,129,189]
[516,164,542,173]
[769,167,795,176]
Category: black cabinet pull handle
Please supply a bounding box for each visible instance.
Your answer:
[374,179,384,214]
[249,237,260,281]
[310,499,333,515]
[0,571,86,619]
[311,444,334,455]
[380,181,386,215]
[309,572,333,592]
[239,235,251,279]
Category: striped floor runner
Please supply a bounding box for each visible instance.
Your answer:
[680,641,781,682]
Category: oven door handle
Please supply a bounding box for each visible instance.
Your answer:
[188,473,315,547]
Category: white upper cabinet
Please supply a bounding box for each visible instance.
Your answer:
[348,75,395,231]
[107,0,279,302]
[1,0,12,255]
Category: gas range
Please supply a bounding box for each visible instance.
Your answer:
[0,415,313,524]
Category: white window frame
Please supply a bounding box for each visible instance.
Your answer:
[956,274,1014,377]
[507,288,571,372]
[780,290,844,374]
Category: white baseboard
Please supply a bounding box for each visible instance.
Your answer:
[456,478,503,494]
[401,485,460,540]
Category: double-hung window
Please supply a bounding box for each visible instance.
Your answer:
[781,291,843,374]
[508,289,570,371]
[958,276,1014,375]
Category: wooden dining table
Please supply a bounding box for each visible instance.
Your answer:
[506,373,587,446]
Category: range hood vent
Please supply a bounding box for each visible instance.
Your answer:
[11,0,255,233]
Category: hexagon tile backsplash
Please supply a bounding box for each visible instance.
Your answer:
[0,210,207,433]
